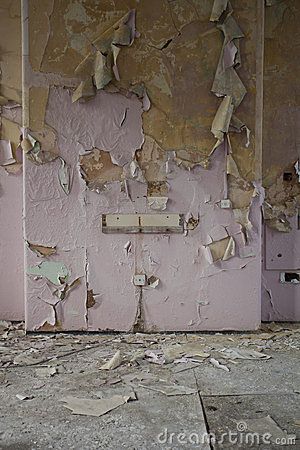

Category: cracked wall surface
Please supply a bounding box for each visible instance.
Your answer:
[20,0,264,331]
[262,0,300,321]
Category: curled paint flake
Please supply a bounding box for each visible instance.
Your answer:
[58,157,71,195]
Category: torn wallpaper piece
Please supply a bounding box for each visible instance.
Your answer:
[130,84,151,112]
[0,140,16,166]
[226,153,240,178]
[210,0,229,22]
[73,10,136,102]
[72,79,96,103]
[211,96,234,150]
[27,262,69,286]
[212,14,246,107]
[26,242,56,257]
[54,278,81,301]
[210,0,248,154]
[233,207,252,232]
[21,134,57,164]
[229,115,250,148]
[223,236,235,261]
[123,159,146,183]
[207,236,235,262]
[93,51,113,90]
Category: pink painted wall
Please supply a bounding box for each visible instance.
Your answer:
[0,170,24,320]
[262,221,300,321]
[24,87,262,331]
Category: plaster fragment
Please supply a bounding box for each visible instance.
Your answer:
[36,367,57,378]
[140,380,197,396]
[100,350,122,370]
[27,261,69,286]
[61,394,133,417]
[210,357,230,372]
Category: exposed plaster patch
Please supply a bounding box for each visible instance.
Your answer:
[26,242,56,257]
[79,148,123,191]
[86,289,96,308]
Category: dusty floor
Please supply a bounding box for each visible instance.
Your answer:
[0,323,299,449]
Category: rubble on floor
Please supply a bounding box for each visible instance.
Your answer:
[0,322,299,448]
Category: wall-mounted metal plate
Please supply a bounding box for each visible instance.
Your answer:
[102,214,184,234]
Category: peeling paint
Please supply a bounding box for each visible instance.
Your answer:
[19,0,264,331]
[27,262,69,286]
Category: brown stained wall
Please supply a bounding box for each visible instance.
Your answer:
[263,0,300,228]
[262,0,300,321]
[28,0,258,178]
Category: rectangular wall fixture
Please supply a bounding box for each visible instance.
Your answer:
[102,214,184,234]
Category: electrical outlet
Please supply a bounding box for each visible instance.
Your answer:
[220,199,232,209]
[133,274,146,286]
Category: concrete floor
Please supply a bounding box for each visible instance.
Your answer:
[0,323,299,449]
